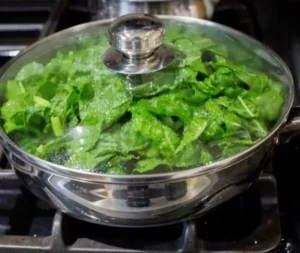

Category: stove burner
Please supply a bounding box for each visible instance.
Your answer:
[0,173,281,253]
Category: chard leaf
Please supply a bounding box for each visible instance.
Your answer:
[133,93,193,124]
[196,68,238,96]
[215,96,258,119]
[15,62,45,82]
[133,158,171,174]
[172,141,212,167]
[132,111,180,157]
[6,80,25,99]
[107,167,126,175]
[244,119,268,139]
[51,117,63,137]
[236,96,257,118]
[176,117,207,152]
[92,121,149,157]
[255,89,284,121]
[65,153,113,171]
[204,99,243,135]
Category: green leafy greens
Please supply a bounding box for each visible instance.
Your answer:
[0,27,285,175]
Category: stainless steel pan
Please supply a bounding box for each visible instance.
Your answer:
[0,15,298,227]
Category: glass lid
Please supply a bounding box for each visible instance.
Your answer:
[0,14,291,175]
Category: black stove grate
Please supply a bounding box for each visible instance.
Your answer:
[0,0,92,68]
[0,0,67,62]
[0,172,281,253]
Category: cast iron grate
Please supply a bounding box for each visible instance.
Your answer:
[0,171,281,253]
[0,0,67,63]
[0,0,93,68]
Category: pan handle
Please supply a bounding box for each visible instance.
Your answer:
[277,107,300,145]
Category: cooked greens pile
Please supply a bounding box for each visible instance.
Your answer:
[0,25,284,175]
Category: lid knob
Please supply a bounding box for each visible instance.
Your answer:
[109,14,164,60]
[102,14,175,75]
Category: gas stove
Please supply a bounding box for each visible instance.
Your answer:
[0,0,299,252]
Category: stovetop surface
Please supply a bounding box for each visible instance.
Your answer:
[0,0,300,252]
